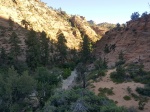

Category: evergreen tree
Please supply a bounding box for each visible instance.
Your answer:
[9,32,21,60]
[5,67,36,111]
[40,31,49,66]
[81,35,91,62]
[116,23,120,28]
[25,30,40,70]
[76,63,86,88]
[0,47,7,65]
[57,33,67,62]
[131,12,140,20]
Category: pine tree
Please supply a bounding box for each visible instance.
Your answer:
[9,32,21,60]
[25,30,40,70]
[40,31,49,66]
[81,35,91,62]
[57,33,67,62]
[0,47,7,65]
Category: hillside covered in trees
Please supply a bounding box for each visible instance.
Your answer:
[0,0,150,112]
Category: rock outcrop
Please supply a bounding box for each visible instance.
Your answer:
[0,0,102,50]
[94,15,150,70]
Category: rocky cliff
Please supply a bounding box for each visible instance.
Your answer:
[0,0,102,50]
[94,15,150,70]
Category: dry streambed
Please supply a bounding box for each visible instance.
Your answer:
[62,70,77,90]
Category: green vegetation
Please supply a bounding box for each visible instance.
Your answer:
[110,66,126,83]
[131,12,140,20]
[87,58,107,81]
[123,95,131,101]
[25,29,41,70]
[43,89,126,112]
[9,32,21,61]
[115,51,125,66]
[126,63,150,95]
[136,85,150,97]
[88,70,106,81]
[56,32,67,63]
[0,28,79,111]
[0,65,62,111]
[0,67,36,112]
[127,86,132,94]
[98,87,114,96]
[138,100,146,110]
[131,93,139,101]
[40,31,50,66]
[2,9,150,112]
[104,44,110,53]
[81,34,92,62]
[62,68,71,79]
[76,63,87,88]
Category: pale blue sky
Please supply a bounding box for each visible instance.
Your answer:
[41,0,150,24]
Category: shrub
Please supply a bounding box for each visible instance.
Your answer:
[88,70,106,81]
[136,87,150,97]
[94,58,107,70]
[138,100,146,110]
[141,11,148,18]
[104,44,110,53]
[62,68,71,79]
[131,12,140,20]
[131,93,139,101]
[110,66,126,83]
[123,95,131,100]
[127,86,132,94]
[127,106,137,112]
[98,87,114,96]
[126,63,150,84]
[44,89,125,112]
[115,51,125,66]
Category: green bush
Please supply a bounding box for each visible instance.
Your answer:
[104,44,110,53]
[44,89,126,112]
[123,95,131,100]
[62,68,71,79]
[98,87,114,96]
[127,86,132,94]
[126,64,150,84]
[94,58,107,70]
[88,70,106,81]
[115,60,125,66]
[110,66,126,83]
[136,87,150,97]
[131,93,139,101]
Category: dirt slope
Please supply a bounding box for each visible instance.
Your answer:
[90,69,150,112]
[94,15,150,70]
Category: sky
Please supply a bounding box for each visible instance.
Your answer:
[41,0,150,24]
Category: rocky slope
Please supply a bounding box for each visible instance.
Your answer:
[94,15,150,70]
[0,0,102,50]
[87,21,115,37]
